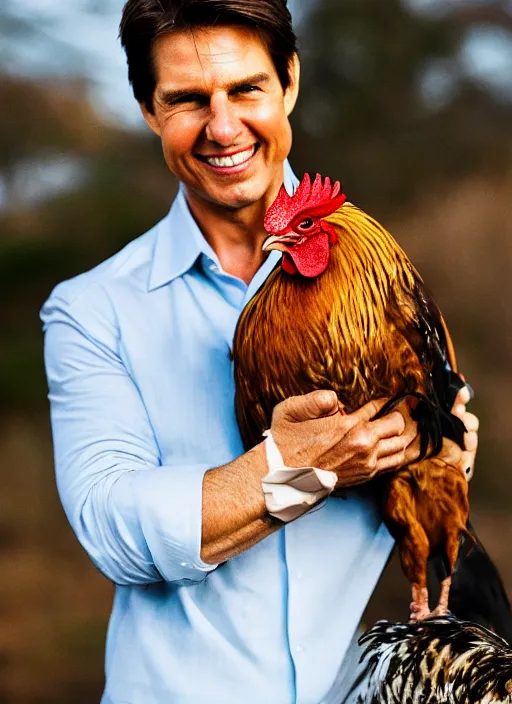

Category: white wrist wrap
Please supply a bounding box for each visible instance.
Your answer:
[261,430,337,522]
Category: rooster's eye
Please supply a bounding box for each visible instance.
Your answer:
[298,218,314,231]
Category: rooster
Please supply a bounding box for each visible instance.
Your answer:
[232,173,509,629]
[344,616,512,703]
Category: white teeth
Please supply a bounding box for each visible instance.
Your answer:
[205,147,255,168]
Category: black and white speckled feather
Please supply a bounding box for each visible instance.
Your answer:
[345,616,512,703]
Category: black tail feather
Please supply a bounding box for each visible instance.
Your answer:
[371,389,466,460]
[429,520,512,644]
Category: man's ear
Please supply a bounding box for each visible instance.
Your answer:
[284,53,300,117]
[140,101,162,137]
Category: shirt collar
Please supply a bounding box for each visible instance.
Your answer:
[148,160,299,291]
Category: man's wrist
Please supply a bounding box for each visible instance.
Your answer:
[261,430,337,522]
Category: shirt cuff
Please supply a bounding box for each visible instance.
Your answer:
[127,463,219,583]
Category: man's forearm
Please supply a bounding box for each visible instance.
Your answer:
[201,443,281,564]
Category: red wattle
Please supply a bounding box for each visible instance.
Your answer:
[282,253,298,275]
[286,233,330,278]
[325,221,338,246]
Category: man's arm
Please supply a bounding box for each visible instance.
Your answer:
[43,287,222,586]
[43,292,281,580]
[42,288,419,582]
[201,391,421,564]
[201,443,277,564]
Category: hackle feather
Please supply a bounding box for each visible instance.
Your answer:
[345,617,512,703]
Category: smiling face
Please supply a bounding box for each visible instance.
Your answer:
[141,26,299,213]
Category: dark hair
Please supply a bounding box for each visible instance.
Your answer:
[119,0,298,113]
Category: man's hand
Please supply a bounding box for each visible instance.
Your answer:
[451,384,479,481]
[270,390,419,490]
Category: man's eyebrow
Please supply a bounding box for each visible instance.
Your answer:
[227,72,271,90]
[157,72,271,106]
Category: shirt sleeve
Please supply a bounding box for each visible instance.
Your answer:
[41,285,219,586]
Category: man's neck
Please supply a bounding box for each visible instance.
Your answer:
[185,191,277,286]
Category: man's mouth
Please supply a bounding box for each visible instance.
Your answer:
[196,144,260,169]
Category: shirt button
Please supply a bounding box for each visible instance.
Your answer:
[296,645,304,653]
[296,571,303,580]
[180,562,188,567]
[209,263,218,271]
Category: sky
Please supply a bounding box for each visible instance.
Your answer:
[2,0,512,127]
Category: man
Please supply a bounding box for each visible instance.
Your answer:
[41,1,477,702]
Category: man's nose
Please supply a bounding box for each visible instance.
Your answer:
[205,93,243,146]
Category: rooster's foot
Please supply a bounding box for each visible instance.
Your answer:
[429,576,452,619]
[409,577,452,622]
[409,604,433,622]
[409,584,430,623]
[428,604,449,618]
[410,602,449,621]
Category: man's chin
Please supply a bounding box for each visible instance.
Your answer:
[206,185,267,211]
[185,171,273,211]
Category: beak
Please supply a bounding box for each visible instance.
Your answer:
[262,233,300,252]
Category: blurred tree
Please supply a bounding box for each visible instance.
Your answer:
[0,75,100,196]
[291,0,512,210]
[0,73,174,411]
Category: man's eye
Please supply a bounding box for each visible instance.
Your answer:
[233,85,259,95]
[162,93,209,108]
[298,218,314,231]
[175,95,207,106]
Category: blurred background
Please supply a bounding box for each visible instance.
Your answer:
[1,0,512,701]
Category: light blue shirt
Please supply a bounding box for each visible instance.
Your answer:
[41,162,394,704]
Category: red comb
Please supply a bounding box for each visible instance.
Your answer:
[264,173,347,234]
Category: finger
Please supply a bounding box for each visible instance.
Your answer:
[374,434,410,460]
[375,450,410,474]
[462,412,479,434]
[403,434,422,464]
[375,433,427,472]
[370,411,407,440]
[437,438,464,466]
[462,450,476,480]
[451,402,466,419]
[351,398,393,424]
[453,385,471,408]
[463,459,474,481]
[397,408,418,444]
[465,430,478,452]
[451,408,478,450]
[282,390,339,422]
[375,429,424,470]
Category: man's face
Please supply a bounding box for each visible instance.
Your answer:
[142,26,299,211]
